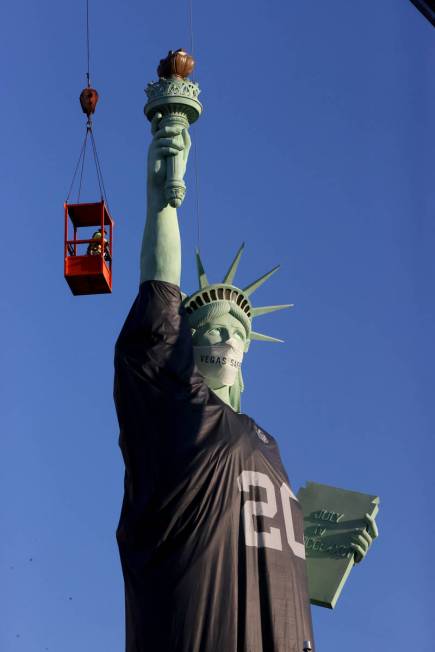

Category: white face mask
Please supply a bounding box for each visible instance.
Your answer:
[193,337,244,387]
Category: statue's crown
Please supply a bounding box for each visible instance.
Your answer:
[182,244,293,343]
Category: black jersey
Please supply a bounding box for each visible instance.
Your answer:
[114,281,314,652]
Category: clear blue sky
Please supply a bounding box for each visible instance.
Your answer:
[1,1,434,650]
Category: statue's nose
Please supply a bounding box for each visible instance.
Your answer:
[218,328,230,342]
[225,336,243,351]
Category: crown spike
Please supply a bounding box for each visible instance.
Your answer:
[243,265,280,296]
[252,304,294,318]
[195,249,209,289]
[250,331,284,343]
[223,243,245,285]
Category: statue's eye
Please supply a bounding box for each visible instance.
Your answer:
[207,328,221,337]
[234,331,244,341]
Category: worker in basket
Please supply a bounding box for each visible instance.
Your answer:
[87,228,110,260]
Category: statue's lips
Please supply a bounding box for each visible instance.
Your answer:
[199,353,242,369]
[193,344,244,386]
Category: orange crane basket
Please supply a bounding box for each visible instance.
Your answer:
[64,201,113,295]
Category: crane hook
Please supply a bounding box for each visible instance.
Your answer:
[79,87,99,118]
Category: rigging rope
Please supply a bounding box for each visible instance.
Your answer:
[193,139,201,251]
[65,129,88,202]
[188,0,194,59]
[77,127,89,203]
[65,121,109,205]
[90,128,109,207]
[188,0,202,251]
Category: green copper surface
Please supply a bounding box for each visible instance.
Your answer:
[243,265,280,296]
[297,481,380,609]
[250,331,284,343]
[222,243,245,285]
[144,77,202,124]
[252,305,294,317]
[195,249,210,289]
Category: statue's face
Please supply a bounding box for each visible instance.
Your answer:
[191,312,247,350]
[191,312,248,390]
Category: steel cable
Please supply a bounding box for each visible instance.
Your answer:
[77,127,89,202]
[66,129,88,202]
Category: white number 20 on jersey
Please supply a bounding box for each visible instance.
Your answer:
[237,470,305,559]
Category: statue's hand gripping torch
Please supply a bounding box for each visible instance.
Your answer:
[145,49,202,208]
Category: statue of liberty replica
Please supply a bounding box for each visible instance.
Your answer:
[114,50,378,652]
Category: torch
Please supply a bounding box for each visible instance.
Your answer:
[144,49,202,208]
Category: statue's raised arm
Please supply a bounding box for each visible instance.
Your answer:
[140,49,201,286]
[140,112,191,285]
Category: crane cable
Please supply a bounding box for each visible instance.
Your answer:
[188,0,202,252]
[77,128,89,202]
[86,0,90,88]
[65,0,109,208]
